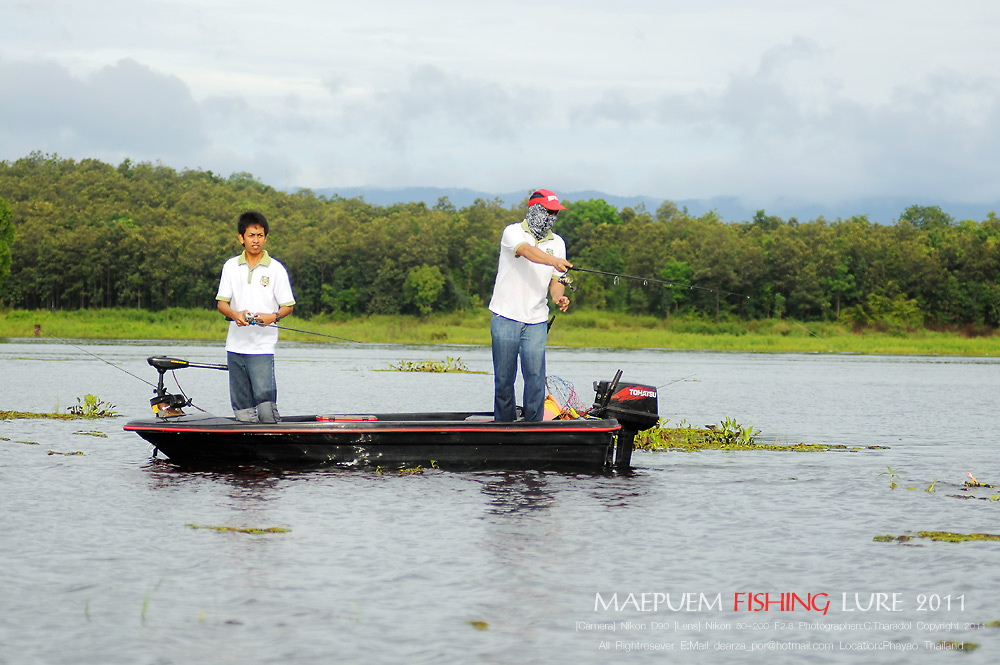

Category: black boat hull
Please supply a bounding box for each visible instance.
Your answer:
[124,412,621,470]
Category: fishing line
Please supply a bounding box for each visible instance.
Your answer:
[567,266,750,300]
[562,268,836,351]
[656,373,696,389]
[787,320,836,352]
[171,371,209,413]
[37,327,157,389]
[38,326,219,410]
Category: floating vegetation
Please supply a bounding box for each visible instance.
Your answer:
[73,430,107,438]
[634,418,885,452]
[186,524,290,534]
[874,534,914,543]
[47,450,84,456]
[1,410,78,421]
[15,440,39,445]
[382,357,485,373]
[2,395,118,420]
[898,478,939,491]
[68,394,118,418]
[948,494,1000,502]
[919,531,1000,543]
[875,531,1000,544]
[399,460,439,475]
[466,620,489,630]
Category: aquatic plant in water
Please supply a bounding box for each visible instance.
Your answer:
[2,395,120,420]
[383,357,485,373]
[185,524,290,534]
[879,466,897,489]
[633,418,879,452]
[1,410,78,421]
[874,532,1000,544]
[141,579,164,626]
[68,394,118,417]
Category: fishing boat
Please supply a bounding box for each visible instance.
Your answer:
[123,357,659,471]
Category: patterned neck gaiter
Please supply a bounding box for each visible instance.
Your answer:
[525,204,555,240]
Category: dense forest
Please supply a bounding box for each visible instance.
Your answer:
[1,152,999,329]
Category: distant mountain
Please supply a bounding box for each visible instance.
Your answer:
[301,186,1000,225]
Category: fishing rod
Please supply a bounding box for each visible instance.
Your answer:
[566,267,750,300]
[234,315,363,344]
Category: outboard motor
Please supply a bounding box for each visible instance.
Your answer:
[592,370,659,469]
[146,356,228,417]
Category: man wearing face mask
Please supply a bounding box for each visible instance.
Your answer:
[488,189,574,421]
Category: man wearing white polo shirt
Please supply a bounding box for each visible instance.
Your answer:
[488,189,573,421]
[216,210,295,423]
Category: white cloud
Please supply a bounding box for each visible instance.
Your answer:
[0,57,205,159]
[3,0,1000,206]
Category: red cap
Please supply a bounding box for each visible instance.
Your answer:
[529,189,568,211]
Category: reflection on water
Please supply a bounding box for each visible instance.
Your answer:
[481,471,557,516]
[2,341,1000,664]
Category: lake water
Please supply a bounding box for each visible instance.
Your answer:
[2,339,999,664]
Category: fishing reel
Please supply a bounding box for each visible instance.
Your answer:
[557,272,576,292]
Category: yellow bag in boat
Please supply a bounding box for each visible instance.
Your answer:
[543,395,561,420]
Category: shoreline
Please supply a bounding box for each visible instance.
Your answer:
[2,307,999,357]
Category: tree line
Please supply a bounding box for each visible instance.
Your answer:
[1,152,999,330]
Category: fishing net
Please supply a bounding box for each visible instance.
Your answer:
[544,376,591,419]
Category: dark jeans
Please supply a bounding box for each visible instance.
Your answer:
[491,314,547,421]
[227,352,279,423]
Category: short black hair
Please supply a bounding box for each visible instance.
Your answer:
[238,210,269,236]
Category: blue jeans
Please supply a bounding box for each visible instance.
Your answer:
[491,315,547,421]
[227,352,279,423]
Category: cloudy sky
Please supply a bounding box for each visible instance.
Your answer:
[2,0,999,209]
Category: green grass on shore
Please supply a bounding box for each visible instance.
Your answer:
[2,307,1000,356]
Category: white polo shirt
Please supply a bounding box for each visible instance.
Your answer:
[488,221,566,324]
[216,250,295,354]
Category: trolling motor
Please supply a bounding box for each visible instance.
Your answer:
[591,370,660,470]
[147,356,228,417]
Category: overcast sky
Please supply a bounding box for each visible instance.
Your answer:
[2,0,999,208]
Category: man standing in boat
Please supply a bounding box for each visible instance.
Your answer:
[216,210,295,423]
[488,189,573,421]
